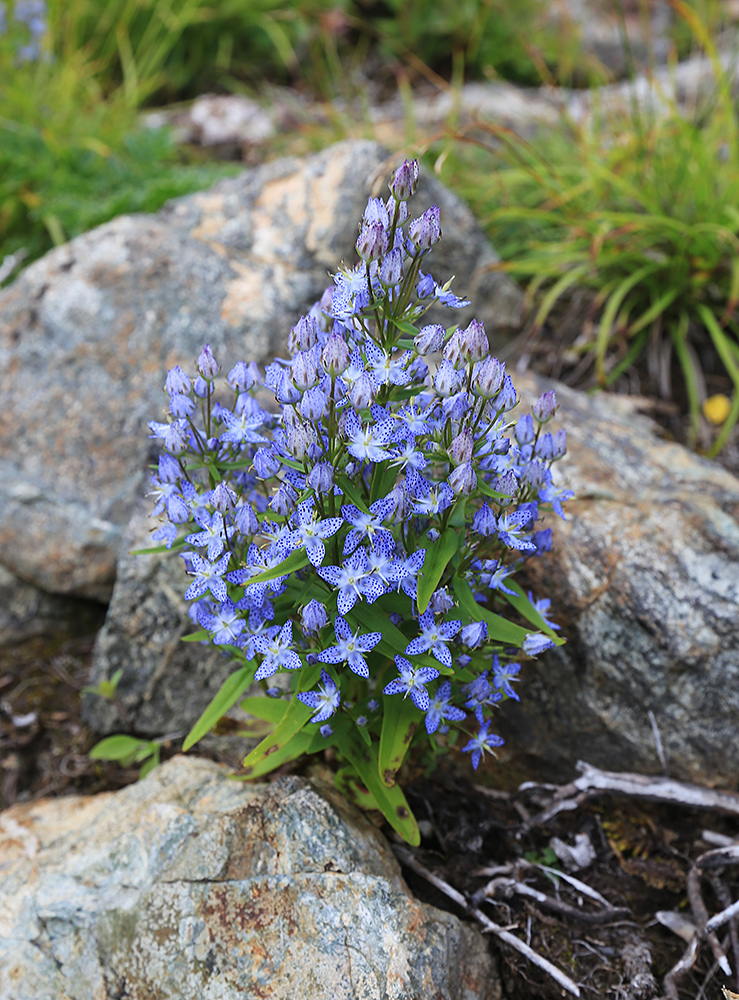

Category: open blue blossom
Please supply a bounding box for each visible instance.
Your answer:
[425,680,466,734]
[405,609,462,668]
[317,548,373,615]
[297,669,341,724]
[316,616,382,678]
[183,552,231,602]
[463,671,502,724]
[522,633,556,657]
[341,495,395,555]
[491,655,521,701]
[252,620,302,680]
[383,656,440,712]
[286,500,343,567]
[463,720,505,770]
[198,598,246,646]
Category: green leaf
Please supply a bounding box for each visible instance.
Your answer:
[340,735,420,845]
[335,475,370,514]
[241,664,321,774]
[182,664,255,752]
[89,734,152,761]
[239,696,289,725]
[180,629,209,643]
[501,582,565,644]
[378,691,418,787]
[239,549,310,587]
[240,729,315,779]
[417,529,460,614]
[452,576,531,645]
[476,479,508,501]
[139,750,160,779]
[347,601,452,676]
[130,536,186,556]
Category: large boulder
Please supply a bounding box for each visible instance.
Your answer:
[0,140,522,604]
[504,373,739,785]
[0,755,500,1000]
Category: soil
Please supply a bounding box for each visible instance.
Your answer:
[2,624,738,1000]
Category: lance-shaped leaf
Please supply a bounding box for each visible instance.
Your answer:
[452,576,531,646]
[416,528,459,615]
[378,689,418,788]
[241,663,321,772]
[182,662,256,751]
[89,734,155,763]
[340,732,420,845]
[130,536,187,556]
[500,581,565,644]
[239,549,310,587]
[239,696,289,725]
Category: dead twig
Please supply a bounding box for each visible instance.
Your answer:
[708,873,739,981]
[393,845,581,997]
[475,876,631,925]
[663,932,701,1000]
[706,899,739,936]
[518,761,739,832]
[686,865,731,975]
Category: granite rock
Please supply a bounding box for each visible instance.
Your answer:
[505,373,739,785]
[0,755,500,1000]
[0,139,521,603]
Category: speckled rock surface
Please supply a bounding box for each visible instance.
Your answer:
[0,139,521,603]
[0,756,500,1000]
[503,373,739,784]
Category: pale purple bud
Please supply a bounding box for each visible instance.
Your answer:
[521,460,548,489]
[497,375,518,411]
[235,502,259,535]
[302,599,328,635]
[165,420,189,454]
[253,447,281,479]
[460,319,488,362]
[407,356,429,382]
[552,429,567,458]
[416,272,435,298]
[300,386,327,421]
[193,375,210,398]
[496,470,518,498]
[379,247,402,287]
[386,196,407,225]
[356,222,388,262]
[363,196,390,229]
[448,461,477,495]
[165,366,191,396]
[350,372,376,409]
[533,390,558,423]
[211,481,237,513]
[515,414,535,445]
[274,371,301,405]
[321,333,350,376]
[461,620,487,648]
[270,482,298,516]
[307,461,334,493]
[472,503,497,536]
[522,633,555,657]
[288,314,319,354]
[196,344,220,381]
[291,350,318,390]
[409,205,441,250]
[169,393,195,418]
[414,323,444,356]
[429,587,454,614]
[433,359,461,397]
[288,423,317,461]
[389,158,419,201]
[472,357,505,398]
[442,389,471,422]
[449,428,474,466]
[443,329,465,366]
[227,361,255,392]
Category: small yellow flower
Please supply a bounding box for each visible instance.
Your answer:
[703,394,731,425]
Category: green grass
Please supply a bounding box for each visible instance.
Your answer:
[438,3,739,454]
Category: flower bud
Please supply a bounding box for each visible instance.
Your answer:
[300,386,327,421]
[515,414,535,445]
[522,634,555,657]
[302,599,328,635]
[414,323,444,356]
[227,361,255,392]
[416,271,435,298]
[253,447,281,479]
[409,205,441,250]
[165,420,189,454]
[307,461,334,494]
[497,375,518,411]
[461,319,488,363]
[274,371,301,405]
[211,481,237,513]
[533,390,558,423]
[288,314,319,354]
[196,344,220,381]
[443,329,464,366]
[495,470,519,498]
[291,351,318,390]
[356,221,388,262]
[433,359,461,397]
[429,587,454,614]
[472,503,497,537]
[235,502,259,535]
[389,158,419,201]
[169,393,195,418]
[270,481,298,516]
[379,247,402,287]
[288,423,317,461]
[521,460,549,489]
[193,375,210,398]
[350,372,376,409]
[441,389,471,422]
[448,461,477,495]
[472,357,505,398]
[461,620,487,648]
[363,196,390,229]
[321,333,350,376]
[449,428,474,466]
[165,366,191,396]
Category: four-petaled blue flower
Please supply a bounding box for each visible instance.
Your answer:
[286,500,343,567]
[252,620,302,680]
[383,655,440,712]
[491,655,521,701]
[405,608,462,668]
[316,615,382,678]
[425,680,466,734]
[297,669,341,724]
[183,552,231,602]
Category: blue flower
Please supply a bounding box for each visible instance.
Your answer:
[316,616,382,678]
[425,680,466,734]
[297,669,341,723]
[491,655,521,701]
[301,599,328,635]
[383,655,440,712]
[522,633,555,657]
[341,495,396,555]
[198,598,246,646]
[463,671,502,724]
[252,620,302,680]
[527,592,560,630]
[405,609,462,668]
[286,500,343,567]
[317,548,372,615]
[183,552,231,602]
[463,720,504,770]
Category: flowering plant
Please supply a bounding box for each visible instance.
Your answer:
[139,159,571,844]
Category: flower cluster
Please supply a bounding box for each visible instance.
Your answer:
[143,159,572,843]
[0,1,48,62]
